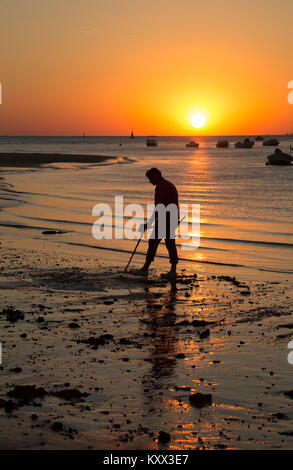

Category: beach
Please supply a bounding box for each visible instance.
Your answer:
[0,141,293,449]
[1,238,293,450]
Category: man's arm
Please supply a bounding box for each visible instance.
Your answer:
[139,209,157,233]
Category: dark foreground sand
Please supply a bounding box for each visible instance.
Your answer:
[0,238,293,450]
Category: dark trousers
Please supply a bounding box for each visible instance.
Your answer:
[146,236,178,265]
[146,212,179,266]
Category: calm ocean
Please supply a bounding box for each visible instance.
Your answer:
[0,135,292,276]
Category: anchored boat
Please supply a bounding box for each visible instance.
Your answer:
[216,140,229,148]
[263,138,279,146]
[185,141,199,148]
[235,138,254,148]
[266,149,292,166]
[146,138,157,147]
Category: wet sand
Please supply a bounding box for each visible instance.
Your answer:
[0,153,117,167]
[1,238,293,450]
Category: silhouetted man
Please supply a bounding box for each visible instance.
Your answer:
[134,168,179,279]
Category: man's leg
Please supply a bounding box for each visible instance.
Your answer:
[161,214,178,278]
[139,237,161,273]
[164,238,178,276]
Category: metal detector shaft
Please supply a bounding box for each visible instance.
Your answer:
[124,216,185,272]
[124,230,144,272]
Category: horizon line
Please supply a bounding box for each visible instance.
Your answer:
[1,133,292,138]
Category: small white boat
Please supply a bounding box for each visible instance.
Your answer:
[146,138,157,147]
[186,141,199,148]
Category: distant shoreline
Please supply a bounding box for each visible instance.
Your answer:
[0,152,117,167]
[0,134,291,137]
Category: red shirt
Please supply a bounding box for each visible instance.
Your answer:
[155,178,178,208]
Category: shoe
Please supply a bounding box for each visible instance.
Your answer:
[129,269,148,277]
[160,271,177,280]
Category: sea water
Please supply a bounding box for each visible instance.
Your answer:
[0,135,292,276]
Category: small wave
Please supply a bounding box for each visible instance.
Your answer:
[200,236,293,248]
[4,210,293,249]
[0,222,43,230]
[3,187,97,202]
[0,221,72,232]
[117,156,136,164]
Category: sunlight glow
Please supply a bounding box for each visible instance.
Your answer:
[190,114,207,128]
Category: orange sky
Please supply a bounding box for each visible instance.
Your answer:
[0,0,293,136]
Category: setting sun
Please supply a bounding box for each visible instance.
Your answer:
[190,113,207,129]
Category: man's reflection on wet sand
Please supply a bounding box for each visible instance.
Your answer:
[143,281,179,385]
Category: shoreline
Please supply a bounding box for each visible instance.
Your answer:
[0,161,291,281]
[0,152,117,167]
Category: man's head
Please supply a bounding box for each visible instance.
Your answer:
[146,168,162,185]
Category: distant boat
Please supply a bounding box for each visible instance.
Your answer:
[266,149,292,166]
[130,129,134,139]
[82,132,86,138]
[146,138,157,147]
[216,140,229,148]
[186,141,199,148]
[263,138,279,146]
[255,135,265,141]
[235,138,254,148]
